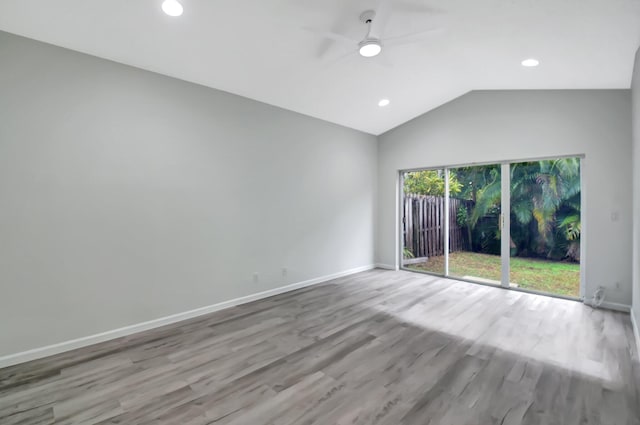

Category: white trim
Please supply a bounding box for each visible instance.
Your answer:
[631,309,640,358]
[0,264,375,369]
[579,156,587,300]
[500,163,511,289]
[399,153,586,175]
[444,169,450,276]
[397,171,404,271]
[593,301,632,313]
[375,263,397,270]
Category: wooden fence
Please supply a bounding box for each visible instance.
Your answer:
[402,195,472,259]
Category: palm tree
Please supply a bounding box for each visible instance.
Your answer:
[461,158,580,260]
[451,165,501,252]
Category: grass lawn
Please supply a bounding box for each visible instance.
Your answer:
[407,251,580,297]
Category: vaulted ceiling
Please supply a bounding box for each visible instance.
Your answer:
[1,0,639,134]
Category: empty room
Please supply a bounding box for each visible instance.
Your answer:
[1,0,640,424]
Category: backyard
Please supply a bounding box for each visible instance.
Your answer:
[406,251,580,297]
[402,158,581,298]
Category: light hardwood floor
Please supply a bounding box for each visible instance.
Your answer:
[1,269,639,424]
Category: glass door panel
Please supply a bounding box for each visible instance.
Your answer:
[509,158,581,297]
[401,170,446,275]
[448,164,503,285]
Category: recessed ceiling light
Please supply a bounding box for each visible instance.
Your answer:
[521,58,540,67]
[162,0,183,17]
[378,99,390,107]
[359,40,382,58]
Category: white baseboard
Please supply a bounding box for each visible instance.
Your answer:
[583,298,631,312]
[631,309,640,358]
[375,263,397,270]
[0,264,375,369]
[598,301,631,313]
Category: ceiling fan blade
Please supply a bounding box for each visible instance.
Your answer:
[383,28,442,46]
[315,38,336,60]
[322,49,358,68]
[369,0,393,38]
[330,53,394,71]
[301,26,358,45]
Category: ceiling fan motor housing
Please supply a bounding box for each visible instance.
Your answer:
[359,10,376,24]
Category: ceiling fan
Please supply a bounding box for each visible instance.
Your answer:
[304,3,441,61]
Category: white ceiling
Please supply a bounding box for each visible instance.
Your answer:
[1,0,639,135]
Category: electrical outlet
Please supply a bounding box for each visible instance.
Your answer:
[615,281,621,290]
[253,272,259,283]
[282,268,288,277]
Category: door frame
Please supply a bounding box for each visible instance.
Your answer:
[398,155,585,301]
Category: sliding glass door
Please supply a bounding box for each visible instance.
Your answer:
[509,158,581,297]
[400,156,582,299]
[447,164,503,285]
[401,169,446,275]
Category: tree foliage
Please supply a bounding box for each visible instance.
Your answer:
[403,170,462,196]
[460,158,581,261]
[404,159,581,262]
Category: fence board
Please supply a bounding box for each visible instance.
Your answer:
[402,194,472,259]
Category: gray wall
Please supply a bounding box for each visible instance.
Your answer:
[633,48,640,322]
[0,32,377,357]
[378,90,633,306]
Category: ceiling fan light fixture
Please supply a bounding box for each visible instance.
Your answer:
[359,40,382,57]
[162,0,183,17]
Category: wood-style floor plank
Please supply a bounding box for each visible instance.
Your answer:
[1,269,639,424]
